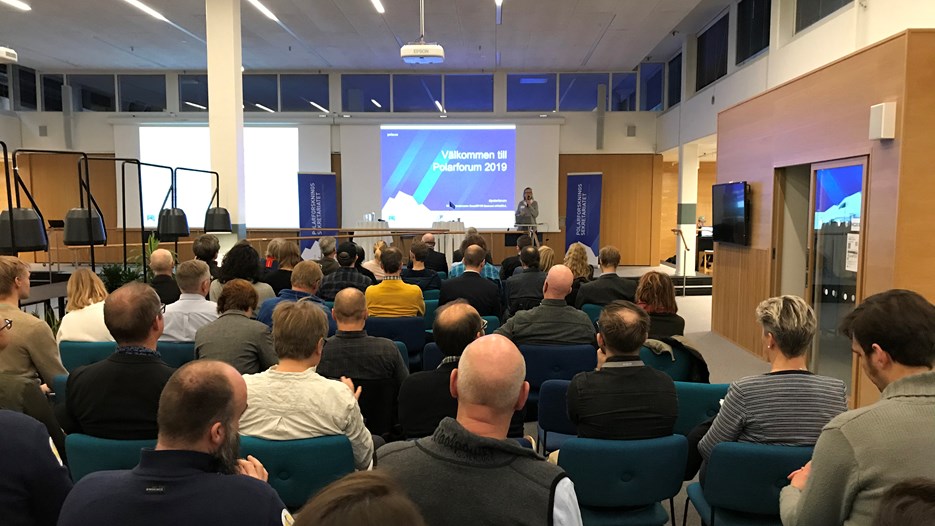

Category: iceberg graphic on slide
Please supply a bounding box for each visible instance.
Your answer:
[814,192,861,227]
[382,191,437,225]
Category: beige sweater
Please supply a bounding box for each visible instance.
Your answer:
[0,303,67,384]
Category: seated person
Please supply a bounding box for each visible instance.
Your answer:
[256,260,330,327]
[319,241,373,301]
[192,234,221,280]
[56,268,113,343]
[260,239,302,296]
[354,244,378,283]
[59,282,175,439]
[316,236,340,276]
[635,271,686,339]
[295,471,426,526]
[448,233,498,282]
[361,240,388,282]
[209,242,276,304]
[365,247,425,318]
[420,233,449,275]
[239,301,374,470]
[401,241,441,291]
[195,279,277,375]
[563,243,593,307]
[495,265,596,347]
[574,246,638,308]
[438,245,502,319]
[505,246,546,316]
[149,248,181,305]
[500,234,533,282]
[160,260,218,342]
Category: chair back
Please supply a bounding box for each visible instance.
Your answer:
[52,374,68,406]
[640,344,693,381]
[365,317,425,369]
[422,342,444,370]
[65,433,154,482]
[437,271,447,280]
[355,377,399,436]
[538,380,576,452]
[156,341,196,368]
[239,435,355,509]
[518,344,596,402]
[423,299,439,330]
[59,341,117,372]
[581,303,602,324]
[392,341,408,367]
[673,382,729,435]
[481,315,501,333]
[560,435,688,508]
[423,289,440,301]
[704,442,814,515]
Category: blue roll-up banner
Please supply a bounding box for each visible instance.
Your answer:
[565,173,602,266]
[297,173,338,251]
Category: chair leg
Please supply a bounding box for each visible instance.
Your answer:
[681,497,690,526]
[669,498,675,526]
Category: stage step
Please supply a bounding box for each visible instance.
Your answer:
[672,275,712,296]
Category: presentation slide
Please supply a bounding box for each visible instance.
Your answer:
[380,124,516,229]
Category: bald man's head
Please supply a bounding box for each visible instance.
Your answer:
[104,281,162,345]
[462,245,486,269]
[149,248,174,275]
[454,335,527,413]
[543,264,574,299]
[421,233,436,247]
[333,287,367,323]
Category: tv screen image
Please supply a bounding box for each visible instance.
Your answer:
[712,182,750,246]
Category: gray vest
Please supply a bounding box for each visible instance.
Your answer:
[379,417,567,526]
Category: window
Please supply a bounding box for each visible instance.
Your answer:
[179,74,208,112]
[737,0,770,64]
[13,66,37,111]
[42,75,64,111]
[68,75,116,112]
[341,74,390,113]
[393,74,442,112]
[280,74,329,112]
[610,73,637,111]
[0,65,8,111]
[796,0,850,33]
[444,74,493,112]
[243,74,278,113]
[696,15,729,91]
[118,75,166,112]
[667,54,682,108]
[506,73,557,112]
[558,73,609,111]
[639,64,664,111]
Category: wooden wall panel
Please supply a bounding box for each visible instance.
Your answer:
[710,244,772,357]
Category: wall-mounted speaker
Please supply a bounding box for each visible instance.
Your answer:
[869,101,896,140]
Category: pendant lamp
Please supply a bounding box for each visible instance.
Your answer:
[0,142,48,254]
[63,207,107,246]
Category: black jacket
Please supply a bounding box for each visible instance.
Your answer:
[150,274,181,305]
[439,271,502,318]
[574,273,638,308]
[423,249,449,275]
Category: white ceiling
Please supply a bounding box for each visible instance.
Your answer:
[0,0,707,72]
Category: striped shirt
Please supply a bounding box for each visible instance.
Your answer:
[698,370,847,459]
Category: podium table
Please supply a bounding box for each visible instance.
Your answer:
[432,221,464,262]
[354,221,393,259]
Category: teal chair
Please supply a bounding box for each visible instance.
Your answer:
[324,301,334,309]
[59,341,117,372]
[673,382,730,436]
[66,433,155,482]
[437,271,447,280]
[423,289,440,301]
[685,443,814,526]
[537,379,576,453]
[52,374,68,406]
[423,299,439,331]
[392,341,409,367]
[581,303,603,325]
[239,435,355,509]
[641,345,694,381]
[560,435,688,525]
[156,341,196,368]
[422,342,443,370]
[481,315,501,333]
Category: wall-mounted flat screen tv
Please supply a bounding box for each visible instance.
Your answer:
[712,181,751,246]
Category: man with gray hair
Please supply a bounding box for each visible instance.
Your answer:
[161,259,218,342]
[149,248,180,305]
[316,236,339,276]
[379,334,582,525]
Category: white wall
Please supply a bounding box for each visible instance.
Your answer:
[0,113,21,150]
[18,112,115,152]
[559,112,658,153]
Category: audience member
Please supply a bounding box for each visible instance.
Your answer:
[0,410,72,526]
[239,301,374,470]
[160,260,218,342]
[872,478,935,526]
[261,238,302,295]
[635,271,686,339]
[257,260,330,327]
[379,334,582,526]
[320,241,373,301]
[59,361,290,526]
[500,234,533,282]
[538,245,555,272]
[59,282,174,439]
[295,471,426,526]
[195,279,276,374]
[365,247,425,317]
[563,242,593,306]
[780,289,935,526]
[449,234,497,281]
[362,240,388,281]
[574,246,637,308]
[438,245,502,318]
[420,233,449,275]
[209,242,275,303]
[0,257,66,385]
[505,245,545,315]
[56,268,113,342]
[354,243,378,283]
[149,248,180,305]
[496,265,596,346]
[401,241,441,291]
[192,234,222,280]
[317,236,340,276]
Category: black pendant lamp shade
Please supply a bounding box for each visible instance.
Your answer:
[157,208,190,241]
[0,208,48,253]
[63,207,107,246]
[204,206,232,233]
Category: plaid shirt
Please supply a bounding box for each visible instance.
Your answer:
[319,267,374,301]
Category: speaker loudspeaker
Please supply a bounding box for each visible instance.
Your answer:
[869,101,896,140]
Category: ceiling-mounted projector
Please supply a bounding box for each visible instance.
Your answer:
[401,42,445,64]
[0,47,18,64]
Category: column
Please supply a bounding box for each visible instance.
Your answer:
[676,143,699,277]
[205,0,246,238]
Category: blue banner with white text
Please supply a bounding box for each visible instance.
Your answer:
[297,173,338,251]
[565,173,602,266]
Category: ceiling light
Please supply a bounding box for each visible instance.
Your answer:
[122,0,168,22]
[434,100,445,113]
[341,114,351,118]
[370,99,382,108]
[439,114,448,119]
[495,0,503,5]
[370,0,385,14]
[255,103,276,113]
[184,101,207,110]
[309,101,330,113]
[247,0,279,22]
[0,0,31,11]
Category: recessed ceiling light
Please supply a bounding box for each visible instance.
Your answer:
[254,103,276,113]
[122,0,168,21]
[247,0,279,22]
[538,114,547,118]
[439,114,448,119]
[184,101,207,110]
[370,99,383,108]
[341,114,351,118]
[370,0,385,14]
[0,0,31,11]
[495,0,503,6]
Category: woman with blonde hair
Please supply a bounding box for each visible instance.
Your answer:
[361,240,388,281]
[563,242,593,306]
[636,271,686,339]
[537,245,555,273]
[57,268,114,342]
[261,238,302,295]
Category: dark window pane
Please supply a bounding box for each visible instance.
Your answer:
[0,65,9,111]
[68,74,116,112]
[14,66,37,111]
[610,73,637,111]
[639,64,664,111]
[42,74,63,111]
[280,74,329,112]
[444,74,493,112]
[179,74,208,112]
[558,73,609,111]
[118,75,166,112]
[507,73,556,112]
[796,0,850,32]
[737,0,770,64]
[244,74,278,113]
[341,74,390,113]
[696,15,729,91]
[393,74,442,112]
[667,54,682,108]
